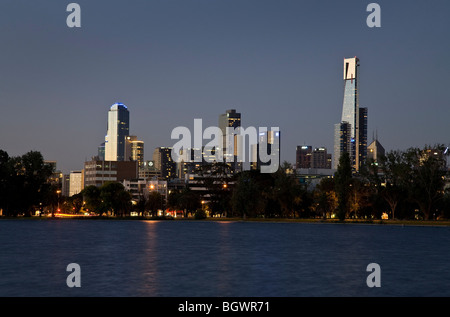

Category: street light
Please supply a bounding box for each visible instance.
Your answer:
[56,190,61,211]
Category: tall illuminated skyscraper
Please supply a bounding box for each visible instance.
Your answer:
[104,103,130,161]
[334,57,368,171]
[219,109,241,171]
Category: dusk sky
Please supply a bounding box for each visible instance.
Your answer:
[0,0,449,173]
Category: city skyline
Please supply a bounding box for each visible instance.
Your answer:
[0,1,449,174]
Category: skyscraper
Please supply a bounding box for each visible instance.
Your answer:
[334,57,368,171]
[126,135,144,167]
[334,121,351,169]
[153,147,176,180]
[358,107,368,167]
[296,146,312,169]
[98,142,105,161]
[311,147,332,169]
[105,103,130,161]
[253,130,280,173]
[219,109,241,171]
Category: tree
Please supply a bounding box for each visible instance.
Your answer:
[100,182,132,217]
[231,170,265,218]
[194,162,233,216]
[314,177,337,219]
[67,193,83,214]
[379,151,409,219]
[1,151,53,216]
[272,162,302,218]
[81,185,102,215]
[0,150,10,214]
[334,152,352,221]
[146,191,164,217]
[404,146,447,220]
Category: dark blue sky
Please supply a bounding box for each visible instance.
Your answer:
[1,0,449,173]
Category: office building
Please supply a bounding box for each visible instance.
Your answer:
[253,130,280,172]
[219,109,241,171]
[367,139,385,164]
[296,146,312,169]
[153,147,176,180]
[98,143,105,161]
[311,147,332,169]
[69,171,82,196]
[334,121,351,169]
[61,174,70,197]
[359,107,368,168]
[126,135,144,167]
[104,102,130,161]
[83,160,138,187]
[139,160,161,180]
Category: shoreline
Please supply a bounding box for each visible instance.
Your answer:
[1,216,450,227]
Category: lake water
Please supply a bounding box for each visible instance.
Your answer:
[0,219,449,297]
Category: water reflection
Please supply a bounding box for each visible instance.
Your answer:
[1,220,450,296]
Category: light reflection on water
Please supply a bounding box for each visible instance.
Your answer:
[0,219,450,297]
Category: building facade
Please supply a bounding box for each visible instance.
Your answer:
[104,103,130,161]
[83,160,138,187]
[126,135,144,167]
[367,139,386,164]
[153,147,176,180]
[219,109,242,171]
[296,146,312,169]
[69,171,82,197]
[311,147,332,169]
[252,130,280,173]
[334,121,351,169]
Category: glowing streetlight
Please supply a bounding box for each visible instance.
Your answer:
[56,189,62,215]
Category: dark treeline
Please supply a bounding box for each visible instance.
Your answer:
[0,150,53,217]
[1,145,449,220]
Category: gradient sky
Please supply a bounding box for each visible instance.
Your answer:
[1,0,449,174]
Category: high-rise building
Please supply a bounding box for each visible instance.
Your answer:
[219,109,241,171]
[125,135,144,167]
[367,138,385,164]
[253,130,280,172]
[69,171,82,197]
[296,146,331,169]
[61,174,70,197]
[296,146,312,169]
[311,147,332,169]
[334,121,351,169]
[153,147,176,180]
[335,57,368,171]
[359,107,368,168]
[104,103,130,161]
[98,142,105,161]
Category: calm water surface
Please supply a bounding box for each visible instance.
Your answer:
[0,219,449,297]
